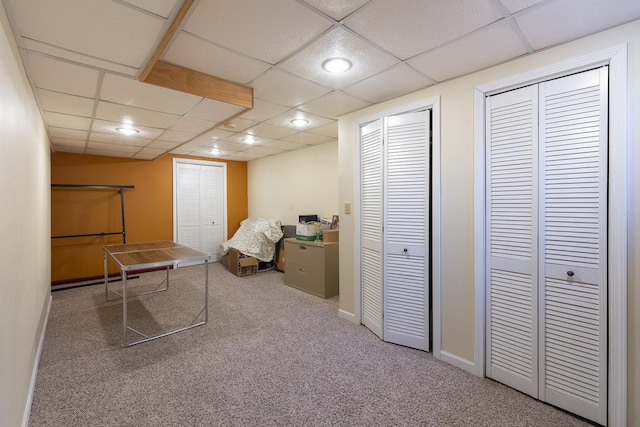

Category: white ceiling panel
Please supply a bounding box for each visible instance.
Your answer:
[91,119,162,140]
[95,102,180,129]
[101,73,202,115]
[302,0,371,20]
[10,0,166,68]
[43,112,91,131]
[299,91,370,118]
[252,68,332,108]
[344,63,435,103]
[244,145,285,156]
[280,27,398,89]
[121,0,179,18]
[26,53,99,97]
[183,0,333,64]
[8,0,638,162]
[240,99,291,123]
[407,20,530,82]
[164,33,271,85]
[48,127,88,141]
[37,90,95,117]
[514,0,640,50]
[344,0,503,60]
[53,145,85,154]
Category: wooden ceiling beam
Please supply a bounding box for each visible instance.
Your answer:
[139,0,253,109]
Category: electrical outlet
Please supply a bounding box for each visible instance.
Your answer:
[344,202,351,214]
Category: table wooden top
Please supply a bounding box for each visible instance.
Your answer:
[104,241,210,270]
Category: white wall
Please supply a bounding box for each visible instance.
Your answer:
[247,141,339,225]
[338,20,640,425]
[0,5,51,427]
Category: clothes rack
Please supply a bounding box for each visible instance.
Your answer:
[51,184,134,243]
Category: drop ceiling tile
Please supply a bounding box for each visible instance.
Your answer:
[89,132,151,147]
[48,127,88,141]
[514,0,640,50]
[251,68,332,108]
[195,147,237,157]
[156,130,197,143]
[23,39,138,76]
[43,112,91,130]
[187,99,247,123]
[243,145,285,156]
[210,141,247,151]
[343,0,502,60]
[146,140,182,150]
[246,123,299,140]
[203,128,237,142]
[223,152,264,161]
[91,119,162,139]
[264,139,309,150]
[280,27,399,89]
[499,0,545,14]
[95,102,180,129]
[215,117,258,133]
[53,144,85,153]
[85,148,134,158]
[303,0,371,20]
[38,90,95,117]
[241,99,291,123]
[26,53,100,97]
[183,0,333,64]
[164,33,271,85]
[121,0,178,17]
[51,138,85,147]
[136,147,166,156]
[51,138,85,150]
[11,0,166,68]
[133,152,159,160]
[101,74,202,115]
[308,121,338,138]
[407,20,529,82]
[265,110,334,131]
[281,132,330,145]
[298,91,370,118]
[86,141,141,153]
[344,64,435,103]
[224,133,277,146]
[307,138,337,146]
[170,118,217,134]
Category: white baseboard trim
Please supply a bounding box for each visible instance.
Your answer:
[439,350,476,375]
[338,309,356,323]
[22,294,51,427]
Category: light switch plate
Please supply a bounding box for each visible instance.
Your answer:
[344,202,351,214]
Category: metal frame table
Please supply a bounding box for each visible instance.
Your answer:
[103,241,210,347]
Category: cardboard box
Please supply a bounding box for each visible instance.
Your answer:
[296,222,331,241]
[227,248,258,277]
[322,229,339,242]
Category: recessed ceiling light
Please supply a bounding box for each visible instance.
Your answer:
[291,118,309,127]
[116,127,139,136]
[242,135,257,144]
[322,57,352,73]
[211,148,221,155]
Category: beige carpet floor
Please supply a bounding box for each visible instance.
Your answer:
[29,262,592,426]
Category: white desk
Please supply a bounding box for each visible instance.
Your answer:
[103,241,210,346]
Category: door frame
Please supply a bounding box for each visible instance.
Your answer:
[352,96,442,357]
[473,45,628,426]
[172,157,228,257]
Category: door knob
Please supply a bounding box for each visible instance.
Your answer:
[567,271,574,277]
[403,248,408,253]
[212,221,215,224]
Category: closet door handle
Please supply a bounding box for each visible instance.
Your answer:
[567,271,574,277]
[403,248,408,253]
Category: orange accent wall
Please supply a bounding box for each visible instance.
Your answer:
[51,152,247,283]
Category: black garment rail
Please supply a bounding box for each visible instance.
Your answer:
[51,184,134,243]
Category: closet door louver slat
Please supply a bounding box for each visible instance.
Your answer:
[383,111,430,351]
[360,120,384,339]
[539,69,607,425]
[486,85,539,397]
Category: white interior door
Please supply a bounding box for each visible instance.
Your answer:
[383,111,430,351]
[174,159,227,262]
[486,68,608,425]
[360,120,384,339]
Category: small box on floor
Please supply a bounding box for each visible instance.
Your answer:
[227,248,258,276]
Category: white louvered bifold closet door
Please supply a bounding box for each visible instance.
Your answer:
[486,85,540,397]
[360,120,384,339]
[383,111,430,351]
[486,68,608,425]
[539,68,608,425]
[176,162,203,252]
[201,165,225,261]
